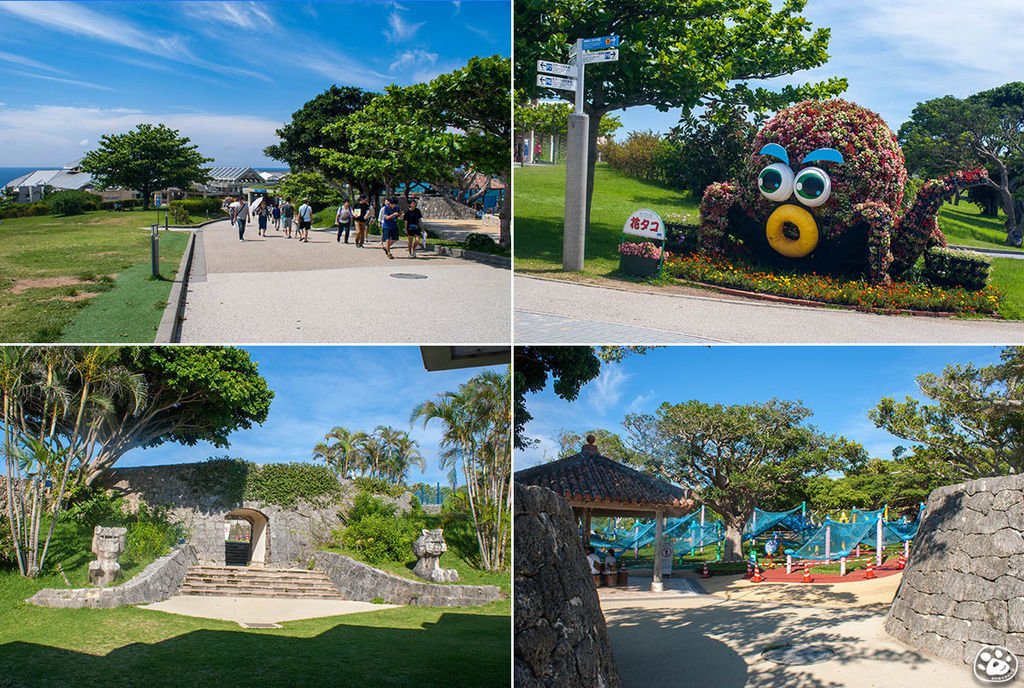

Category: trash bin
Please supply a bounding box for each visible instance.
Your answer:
[617,570,629,586]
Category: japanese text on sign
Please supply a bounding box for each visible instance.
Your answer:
[622,208,665,241]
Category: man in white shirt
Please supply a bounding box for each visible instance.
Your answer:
[586,546,602,583]
[229,198,250,241]
[297,199,313,243]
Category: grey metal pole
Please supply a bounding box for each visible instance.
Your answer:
[563,113,589,271]
[150,224,160,277]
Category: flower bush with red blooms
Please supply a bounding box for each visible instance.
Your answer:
[618,241,664,259]
[666,252,1001,315]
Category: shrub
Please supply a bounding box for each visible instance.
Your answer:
[924,246,992,291]
[352,476,405,498]
[45,190,101,216]
[603,130,664,183]
[100,198,142,211]
[339,513,414,564]
[170,198,223,215]
[1,201,51,219]
[659,104,759,197]
[169,203,191,224]
[348,492,397,522]
[465,233,498,251]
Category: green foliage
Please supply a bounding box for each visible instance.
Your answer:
[45,190,101,216]
[81,123,213,210]
[169,198,222,217]
[181,457,343,509]
[352,476,406,497]
[660,104,761,197]
[924,246,992,291]
[169,203,191,224]
[0,201,51,219]
[338,491,422,565]
[464,233,498,252]
[274,170,341,211]
[602,131,664,184]
[349,492,398,521]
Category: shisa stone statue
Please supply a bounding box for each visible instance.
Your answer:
[88,526,127,587]
[412,528,459,583]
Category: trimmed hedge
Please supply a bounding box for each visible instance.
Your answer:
[169,198,223,216]
[924,246,992,291]
[0,202,50,219]
[45,190,102,216]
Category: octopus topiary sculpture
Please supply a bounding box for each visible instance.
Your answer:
[699,99,987,283]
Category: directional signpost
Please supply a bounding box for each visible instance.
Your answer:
[536,34,620,270]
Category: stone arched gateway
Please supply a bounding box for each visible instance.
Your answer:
[224,508,269,567]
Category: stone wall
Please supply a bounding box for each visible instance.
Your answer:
[104,465,350,567]
[313,551,503,607]
[514,483,621,688]
[885,473,1024,665]
[416,195,477,220]
[28,545,196,609]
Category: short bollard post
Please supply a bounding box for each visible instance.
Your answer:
[840,556,847,577]
[786,553,792,575]
[151,224,160,277]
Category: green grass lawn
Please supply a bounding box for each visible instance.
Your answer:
[0,210,191,342]
[937,202,1021,251]
[0,562,509,688]
[514,162,698,277]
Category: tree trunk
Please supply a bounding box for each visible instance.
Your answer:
[499,183,510,247]
[584,104,608,234]
[722,522,743,561]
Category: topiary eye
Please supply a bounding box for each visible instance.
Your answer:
[794,167,831,207]
[758,163,794,202]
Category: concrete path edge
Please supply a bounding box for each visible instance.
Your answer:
[155,230,197,343]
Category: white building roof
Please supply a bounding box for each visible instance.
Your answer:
[207,166,264,182]
[6,170,60,189]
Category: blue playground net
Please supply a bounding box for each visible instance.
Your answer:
[791,519,876,561]
[742,506,810,540]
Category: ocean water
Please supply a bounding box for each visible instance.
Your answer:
[0,167,50,187]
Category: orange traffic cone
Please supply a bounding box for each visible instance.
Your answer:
[752,564,764,583]
[701,561,711,579]
[864,560,876,579]
[897,552,906,569]
[745,561,752,578]
[802,563,812,583]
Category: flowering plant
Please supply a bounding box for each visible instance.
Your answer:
[618,241,664,259]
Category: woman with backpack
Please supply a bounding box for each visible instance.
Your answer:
[336,199,353,243]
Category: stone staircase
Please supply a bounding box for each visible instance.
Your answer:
[179,565,344,599]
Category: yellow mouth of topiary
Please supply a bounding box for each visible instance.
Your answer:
[766,204,819,258]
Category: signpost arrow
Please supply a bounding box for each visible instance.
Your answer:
[582,48,618,64]
[536,60,572,76]
[581,34,619,51]
[536,74,577,91]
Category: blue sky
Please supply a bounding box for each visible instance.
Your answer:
[594,0,1023,136]
[124,346,506,488]
[0,0,509,166]
[516,346,1005,471]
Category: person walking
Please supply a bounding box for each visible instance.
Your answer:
[230,197,250,241]
[403,199,423,257]
[256,200,269,236]
[281,198,295,238]
[272,202,281,230]
[336,199,353,243]
[352,194,370,247]
[297,199,313,243]
[380,198,400,259]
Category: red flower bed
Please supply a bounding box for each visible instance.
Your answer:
[666,253,1001,315]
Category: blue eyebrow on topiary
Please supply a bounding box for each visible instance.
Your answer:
[759,143,790,165]
[802,148,845,165]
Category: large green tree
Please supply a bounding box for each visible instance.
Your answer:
[515,0,846,230]
[264,85,377,196]
[870,347,1024,481]
[899,83,1024,246]
[80,124,212,210]
[628,398,865,559]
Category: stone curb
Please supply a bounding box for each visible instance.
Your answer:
[435,246,511,269]
[155,230,197,343]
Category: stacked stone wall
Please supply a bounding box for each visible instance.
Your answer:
[312,551,503,606]
[886,473,1024,664]
[29,545,195,608]
[514,483,621,688]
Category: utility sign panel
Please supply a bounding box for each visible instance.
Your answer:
[536,60,572,76]
[537,74,577,91]
[582,49,619,64]
[623,208,666,240]
[582,34,619,51]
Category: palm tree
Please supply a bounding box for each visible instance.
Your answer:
[381,429,426,484]
[312,426,358,478]
[412,369,511,571]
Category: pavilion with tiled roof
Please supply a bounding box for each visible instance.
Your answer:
[515,437,694,591]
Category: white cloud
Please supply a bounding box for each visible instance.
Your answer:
[389,50,438,73]
[0,105,283,165]
[0,50,64,74]
[587,364,630,410]
[386,10,424,42]
[78,138,89,147]
[184,2,276,30]
[452,0,461,15]
[1,69,114,92]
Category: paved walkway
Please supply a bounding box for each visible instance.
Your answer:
[142,595,398,624]
[601,573,977,687]
[179,221,510,343]
[515,275,1024,343]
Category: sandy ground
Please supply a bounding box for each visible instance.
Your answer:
[141,595,398,624]
[601,573,980,688]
